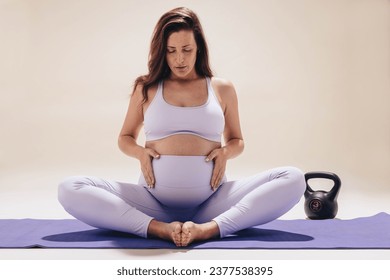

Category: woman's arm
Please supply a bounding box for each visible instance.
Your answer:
[220,78,245,158]
[207,78,245,189]
[118,85,159,187]
[118,85,145,158]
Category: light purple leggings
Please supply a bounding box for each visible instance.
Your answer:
[58,156,306,238]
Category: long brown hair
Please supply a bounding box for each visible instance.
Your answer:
[133,7,213,103]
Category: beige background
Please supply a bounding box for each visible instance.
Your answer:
[1,0,389,222]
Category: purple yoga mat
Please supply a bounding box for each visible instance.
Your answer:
[0,213,389,249]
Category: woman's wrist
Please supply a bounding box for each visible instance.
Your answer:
[223,138,244,159]
[133,145,147,160]
[118,135,145,160]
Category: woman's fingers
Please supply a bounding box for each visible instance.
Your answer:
[205,150,217,162]
[146,148,160,159]
[211,163,225,190]
[140,148,159,188]
[206,148,227,190]
[141,164,154,187]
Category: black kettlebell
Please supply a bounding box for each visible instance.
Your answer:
[304,172,341,219]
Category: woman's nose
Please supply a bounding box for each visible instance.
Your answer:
[176,53,184,64]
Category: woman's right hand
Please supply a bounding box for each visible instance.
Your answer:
[139,148,160,188]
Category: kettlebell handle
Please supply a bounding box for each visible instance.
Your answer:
[305,171,341,201]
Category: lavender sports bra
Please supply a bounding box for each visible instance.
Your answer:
[144,77,225,143]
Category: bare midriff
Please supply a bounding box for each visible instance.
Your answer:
[145,134,221,156]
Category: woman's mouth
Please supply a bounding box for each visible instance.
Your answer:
[175,66,187,71]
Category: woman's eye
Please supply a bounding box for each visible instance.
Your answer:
[167,50,175,54]
[184,49,192,52]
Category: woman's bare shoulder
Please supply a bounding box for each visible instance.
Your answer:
[211,77,235,91]
[210,77,237,102]
[131,83,158,104]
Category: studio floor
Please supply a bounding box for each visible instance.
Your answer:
[1,166,390,260]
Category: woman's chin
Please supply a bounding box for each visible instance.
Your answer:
[172,72,189,79]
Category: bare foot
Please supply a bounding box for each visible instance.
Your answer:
[147,220,183,246]
[181,221,220,247]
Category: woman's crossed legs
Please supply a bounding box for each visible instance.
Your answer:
[58,165,305,246]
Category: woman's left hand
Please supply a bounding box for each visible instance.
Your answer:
[206,147,228,191]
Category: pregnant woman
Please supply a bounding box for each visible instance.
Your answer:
[58,7,306,247]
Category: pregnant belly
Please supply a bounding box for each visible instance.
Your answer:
[138,155,225,208]
[145,134,222,156]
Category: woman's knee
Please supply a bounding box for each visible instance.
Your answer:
[285,166,306,194]
[271,166,306,194]
[58,176,89,207]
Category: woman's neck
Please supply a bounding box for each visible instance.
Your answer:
[168,71,200,83]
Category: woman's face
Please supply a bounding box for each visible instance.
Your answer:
[166,29,198,80]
